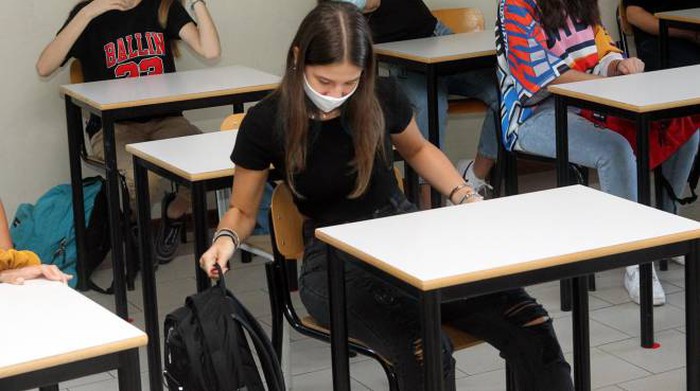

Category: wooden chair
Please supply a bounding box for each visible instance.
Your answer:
[69,60,138,291]
[616,0,636,57]
[431,8,490,116]
[218,113,274,263]
[265,173,515,390]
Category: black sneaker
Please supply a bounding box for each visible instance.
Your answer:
[154,192,184,265]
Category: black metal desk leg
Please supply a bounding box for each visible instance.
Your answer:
[327,246,351,391]
[65,97,89,292]
[636,114,655,348]
[659,20,669,70]
[686,239,700,391]
[117,348,142,390]
[134,156,162,391]
[191,182,211,292]
[420,290,444,391]
[426,65,442,209]
[102,116,129,320]
[572,276,591,391]
[555,96,573,312]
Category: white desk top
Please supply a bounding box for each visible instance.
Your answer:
[374,31,496,64]
[126,130,238,181]
[0,280,147,378]
[60,65,280,111]
[548,64,700,113]
[316,185,700,291]
[656,8,700,24]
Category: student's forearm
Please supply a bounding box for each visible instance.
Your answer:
[36,8,94,77]
[191,2,220,59]
[404,142,473,198]
[626,5,698,41]
[549,69,601,85]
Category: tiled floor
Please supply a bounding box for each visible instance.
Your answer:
[41,169,700,391]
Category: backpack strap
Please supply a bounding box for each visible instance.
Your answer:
[660,173,698,206]
[229,293,286,391]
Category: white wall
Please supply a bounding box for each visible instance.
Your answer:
[0,0,618,217]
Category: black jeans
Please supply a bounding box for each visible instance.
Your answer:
[298,192,573,391]
[636,37,700,71]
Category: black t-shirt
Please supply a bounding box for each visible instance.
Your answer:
[231,78,414,225]
[624,0,697,48]
[367,0,437,43]
[60,0,193,82]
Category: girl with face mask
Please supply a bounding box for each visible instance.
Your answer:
[200,3,572,390]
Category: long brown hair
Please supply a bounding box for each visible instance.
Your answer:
[157,0,182,56]
[277,2,385,198]
[536,0,601,32]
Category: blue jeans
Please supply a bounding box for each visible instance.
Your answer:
[517,99,699,212]
[387,22,499,159]
[299,190,572,391]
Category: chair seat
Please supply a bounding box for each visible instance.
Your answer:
[447,98,488,115]
[301,315,483,352]
[239,234,274,261]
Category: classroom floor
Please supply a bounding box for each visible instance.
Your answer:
[44,168,700,391]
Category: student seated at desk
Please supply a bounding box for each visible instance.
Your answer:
[200,4,573,390]
[0,199,71,285]
[624,0,700,71]
[323,0,500,203]
[36,0,221,264]
[496,0,699,305]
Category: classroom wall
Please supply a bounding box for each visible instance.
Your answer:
[0,0,618,217]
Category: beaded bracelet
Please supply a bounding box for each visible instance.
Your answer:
[212,228,240,249]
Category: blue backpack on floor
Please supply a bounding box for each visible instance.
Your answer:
[10,177,109,289]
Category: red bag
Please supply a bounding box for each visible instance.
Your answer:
[579,110,699,169]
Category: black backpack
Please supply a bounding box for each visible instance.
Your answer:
[163,265,285,391]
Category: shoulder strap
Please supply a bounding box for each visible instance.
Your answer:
[661,173,698,206]
[228,291,285,391]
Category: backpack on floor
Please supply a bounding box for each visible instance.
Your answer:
[164,264,285,391]
[10,176,112,291]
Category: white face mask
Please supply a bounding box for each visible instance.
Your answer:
[303,74,359,114]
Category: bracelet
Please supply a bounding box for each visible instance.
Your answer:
[457,192,483,204]
[212,228,240,249]
[189,0,205,11]
[448,183,469,204]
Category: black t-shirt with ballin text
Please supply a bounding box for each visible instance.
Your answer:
[60,0,193,82]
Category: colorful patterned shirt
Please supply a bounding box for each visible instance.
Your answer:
[496,0,623,150]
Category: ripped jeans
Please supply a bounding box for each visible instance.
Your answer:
[298,192,573,391]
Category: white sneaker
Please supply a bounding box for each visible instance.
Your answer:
[624,265,666,306]
[456,159,493,198]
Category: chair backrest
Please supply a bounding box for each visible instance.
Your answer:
[432,8,484,33]
[270,183,305,260]
[220,113,246,131]
[616,0,635,56]
[269,165,404,261]
[70,60,84,84]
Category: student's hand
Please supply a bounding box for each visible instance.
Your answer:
[615,58,645,75]
[40,265,73,284]
[0,265,72,285]
[84,0,140,18]
[199,239,236,279]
